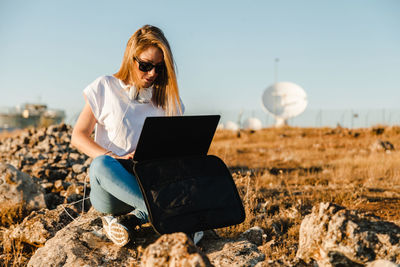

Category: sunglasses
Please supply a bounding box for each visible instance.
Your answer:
[134,57,165,74]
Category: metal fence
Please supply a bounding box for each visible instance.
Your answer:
[185,108,400,128]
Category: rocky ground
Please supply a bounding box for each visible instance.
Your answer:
[0,124,399,266]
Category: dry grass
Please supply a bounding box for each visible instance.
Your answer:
[211,126,400,261]
[0,198,32,229]
[0,238,36,267]
[1,126,400,263]
[0,201,35,267]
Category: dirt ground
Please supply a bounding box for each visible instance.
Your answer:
[1,125,400,262]
[208,126,400,260]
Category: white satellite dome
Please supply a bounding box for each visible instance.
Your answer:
[224,121,239,131]
[244,117,262,131]
[262,82,307,127]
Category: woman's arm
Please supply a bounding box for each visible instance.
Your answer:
[71,101,135,159]
[71,101,107,158]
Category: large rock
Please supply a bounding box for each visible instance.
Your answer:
[240,226,265,246]
[297,202,400,266]
[6,205,78,246]
[140,232,212,267]
[27,209,139,267]
[206,238,265,267]
[366,259,400,267]
[0,124,94,215]
[0,163,46,211]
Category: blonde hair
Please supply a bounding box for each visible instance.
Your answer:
[114,25,182,116]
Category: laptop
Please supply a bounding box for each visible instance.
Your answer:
[133,115,220,162]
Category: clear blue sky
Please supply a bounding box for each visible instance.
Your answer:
[1,0,399,121]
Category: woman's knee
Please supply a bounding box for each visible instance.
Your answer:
[90,155,112,171]
[90,188,134,215]
[89,155,113,182]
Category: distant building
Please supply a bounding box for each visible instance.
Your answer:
[0,103,65,130]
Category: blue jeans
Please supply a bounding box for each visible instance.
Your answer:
[89,155,148,224]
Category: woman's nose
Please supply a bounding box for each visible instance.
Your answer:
[148,68,157,77]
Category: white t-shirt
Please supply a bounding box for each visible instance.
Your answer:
[83,75,181,156]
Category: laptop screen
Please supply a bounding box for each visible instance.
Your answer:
[133,115,220,162]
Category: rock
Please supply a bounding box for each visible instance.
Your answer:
[370,139,395,152]
[141,232,212,267]
[47,169,69,181]
[0,124,93,215]
[0,163,46,211]
[30,165,46,179]
[366,259,400,267]
[76,172,88,181]
[296,202,400,266]
[55,159,69,168]
[206,239,265,267]
[28,209,138,267]
[254,257,310,267]
[6,205,78,246]
[72,164,85,174]
[84,157,93,166]
[41,182,53,192]
[240,226,264,246]
[69,152,81,161]
[54,179,64,190]
[46,125,58,135]
[372,127,385,135]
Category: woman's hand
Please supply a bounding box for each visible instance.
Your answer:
[120,151,135,159]
[105,151,135,160]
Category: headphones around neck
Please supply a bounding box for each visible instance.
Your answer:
[128,85,153,103]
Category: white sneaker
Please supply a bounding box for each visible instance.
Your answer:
[192,231,204,245]
[101,215,130,246]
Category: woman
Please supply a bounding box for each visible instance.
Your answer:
[71,25,185,246]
